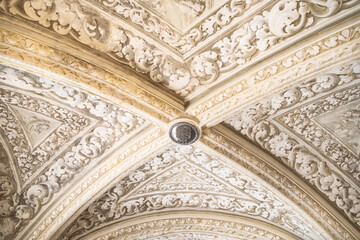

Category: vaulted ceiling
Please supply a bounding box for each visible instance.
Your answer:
[0,0,359,239]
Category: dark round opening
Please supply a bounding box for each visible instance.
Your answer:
[169,122,199,145]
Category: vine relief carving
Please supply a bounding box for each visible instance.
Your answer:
[61,146,323,240]
[0,65,147,239]
[189,24,360,120]
[94,217,287,240]
[1,0,357,96]
[0,143,18,240]
[279,91,360,180]
[94,0,257,53]
[0,89,91,181]
[225,60,360,226]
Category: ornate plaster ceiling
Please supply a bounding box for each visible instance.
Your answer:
[0,0,359,240]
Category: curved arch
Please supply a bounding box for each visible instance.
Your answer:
[78,212,300,240]
[198,127,359,239]
[0,27,183,127]
[54,145,335,240]
[0,2,358,240]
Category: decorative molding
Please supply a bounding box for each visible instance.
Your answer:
[62,146,326,240]
[225,61,360,226]
[1,0,357,96]
[0,27,182,125]
[200,127,358,240]
[189,23,360,124]
[0,1,358,240]
[0,65,148,239]
[279,89,360,181]
[0,141,18,240]
[88,215,294,240]
[92,0,262,54]
[27,128,167,240]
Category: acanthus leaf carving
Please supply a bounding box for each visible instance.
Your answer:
[95,217,289,240]
[61,146,322,240]
[225,60,360,226]
[1,0,357,96]
[0,65,147,238]
[0,70,93,180]
[0,143,20,240]
[189,24,360,120]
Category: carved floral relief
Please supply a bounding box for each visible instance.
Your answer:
[225,60,360,226]
[1,0,358,97]
[0,65,147,239]
[95,217,289,240]
[0,1,359,239]
[61,146,323,240]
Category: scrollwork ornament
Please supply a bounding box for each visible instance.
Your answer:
[94,217,289,240]
[0,65,147,238]
[1,0,356,96]
[0,144,20,239]
[61,146,320,240]
[225,61,360,225]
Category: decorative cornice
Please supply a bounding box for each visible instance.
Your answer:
[199,126,359,239]
[189,23,360,126]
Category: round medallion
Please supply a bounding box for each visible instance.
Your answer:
[169,122,200,145]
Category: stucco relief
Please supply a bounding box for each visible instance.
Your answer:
[189,24,360,121]
[279,89,360,181]
[0,28,182,124]
[225,60,360,226]
[136,232,243,240]
[93,217,289,240]
[0,143,17,240]
[315,100,360,156]
[0,65,147,239]
[137,0,223,31]
[91,0,258,53]
[1,0,357,97]
[0,1,359,239]
[0,85,93,182]
[62,146,323,240]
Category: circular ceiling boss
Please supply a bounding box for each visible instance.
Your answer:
[168,118,201,145]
